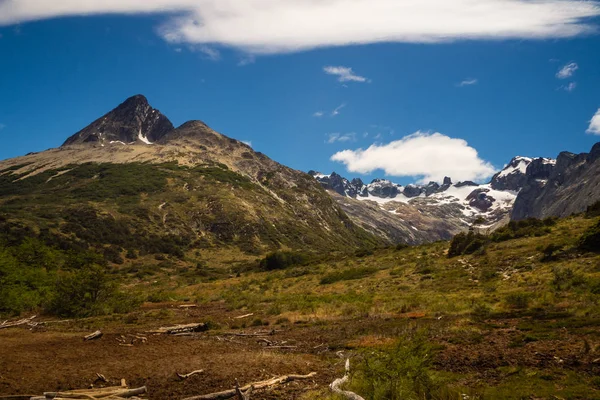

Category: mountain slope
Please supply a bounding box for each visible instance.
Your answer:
[512,143,600,219]
[310,155,558,244]
[0,96,381,258]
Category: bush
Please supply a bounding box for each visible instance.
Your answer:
[579,221,600,253]
[491,218,555,242]
[259,251,309,271]
[448,231,487,257]
[540,243,563,261]
[46,265,122,317]
[349,331,443,400]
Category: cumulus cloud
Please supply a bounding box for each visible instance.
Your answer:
[327,132,357,144]
[457,78,478,87]
[3,1,598,54]
[324,66,369,83]
[587,109,600,135]
[331,131,496,183]
[556,62,579,79]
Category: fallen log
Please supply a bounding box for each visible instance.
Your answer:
[43,386,146,399]
[0,315,36,330]
[83,330,103,341]
[181,372,316,400]
[233,313,254,320]
[176,369,204,380]
[148,323,207,335]
[330,359,365,400]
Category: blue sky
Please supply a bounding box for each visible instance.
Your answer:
[1,1,600,185]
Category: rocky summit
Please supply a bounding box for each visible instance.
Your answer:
[0,95,381,256]
[62,95,174,146]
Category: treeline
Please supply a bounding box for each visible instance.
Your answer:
[0,216,139,317]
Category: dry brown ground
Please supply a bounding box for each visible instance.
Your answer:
[1,303,599,399]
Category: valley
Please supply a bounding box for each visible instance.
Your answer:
[1,95,600,399]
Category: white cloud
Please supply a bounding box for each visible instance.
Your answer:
[587,109,600,135]
[556,62,579,79]
[1,1,599,54]
[327,132,357,144]
[331,131,496,183]
[331,103,346,116]
[238,54,256,66]
[191,44,220,61]
[313,111,324,118]
[458,78,478,87]
[560,82,577,92]
[324,66,369,83]
[242,140,253,147]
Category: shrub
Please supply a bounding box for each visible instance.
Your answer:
[491,218,555,243]
[579,221,600,253]
[320,267,377,285]
[540,243,563,261]
[46,265,119,317]
[259,251,309,271]
[552,266,587,291]
[349,331,443,400]
[586,201,600,218]
[448,231,487,257]
[505,292,530,309]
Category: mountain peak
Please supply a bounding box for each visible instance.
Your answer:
[62,95,174,147]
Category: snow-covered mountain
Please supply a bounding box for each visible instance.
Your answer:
[309,155,556,243]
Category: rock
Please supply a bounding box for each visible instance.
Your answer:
[63,95,174,146]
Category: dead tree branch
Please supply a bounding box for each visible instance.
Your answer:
[176,370,204,380]
[83,330,103,341]
[330,359,365,400]
[181,372,316,400]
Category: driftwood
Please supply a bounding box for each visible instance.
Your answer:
[176,370,204,380]
[234,380,251,400]
[233,313,254,320]
[148,323,207,335]
[330,359,365,400]
[0,315,36,330]
[83,330,103,341]
[41,386,146,399]
[181,372,317,400]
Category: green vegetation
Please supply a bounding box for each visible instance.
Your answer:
[0,217,139,317]
[259,251,310,271]
[349,331,443,400]
[320,267,377,284]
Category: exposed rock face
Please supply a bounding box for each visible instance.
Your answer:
[368,179,402,198]
[512,144,600,220]
[490,157,532,191]
[467,188,495,212]
[63,95,174,146]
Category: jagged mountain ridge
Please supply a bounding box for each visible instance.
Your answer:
[512,143,600,219]
[309,155,558,244]
[0,95,382,256]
